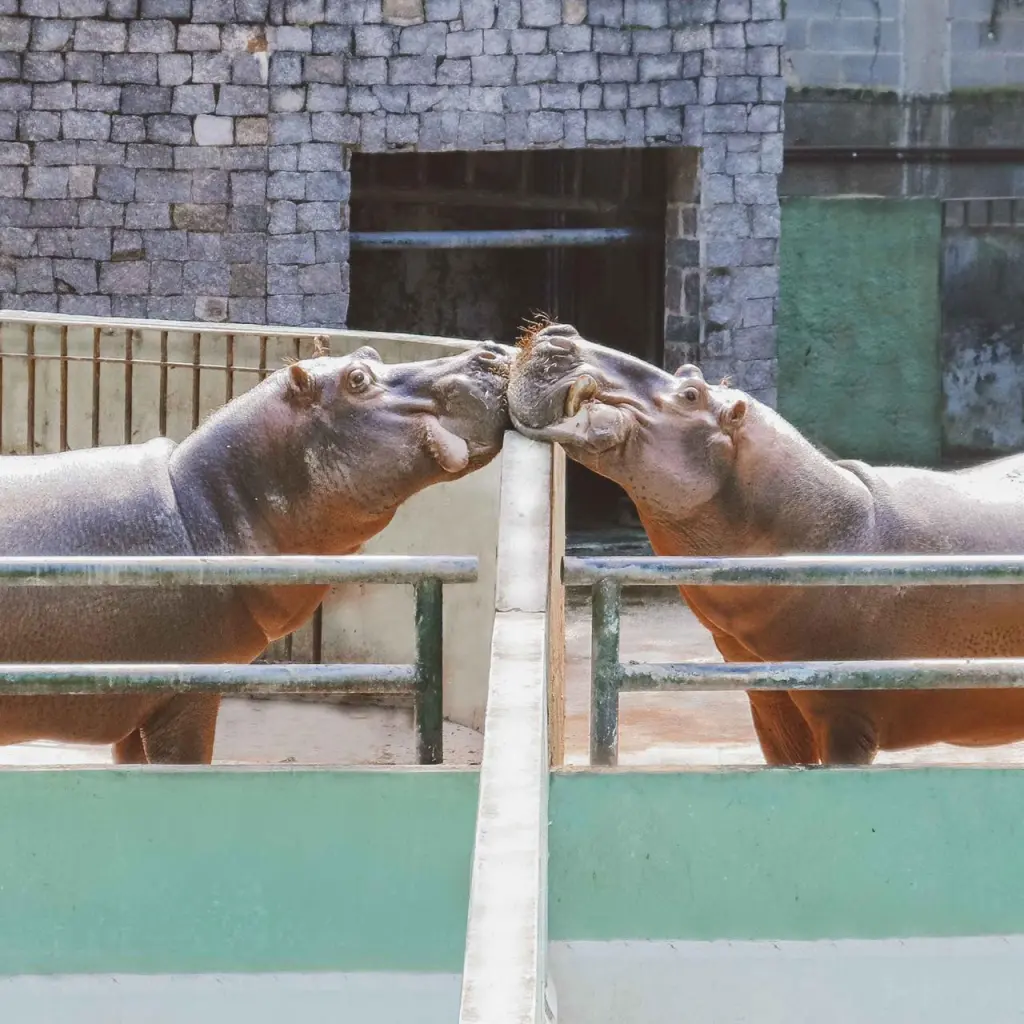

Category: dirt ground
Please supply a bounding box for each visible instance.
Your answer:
[4,591,1024,767]
[564,590,1024,769]
[0,700,484,768]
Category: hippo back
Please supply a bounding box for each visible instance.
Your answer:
[845,452,1024,555]
[0,440,266,664]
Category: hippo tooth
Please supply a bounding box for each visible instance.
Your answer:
[565,375,598,418]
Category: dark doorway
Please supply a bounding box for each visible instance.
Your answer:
[348,148,666,540]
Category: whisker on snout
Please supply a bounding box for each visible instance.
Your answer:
[516,312,554,353]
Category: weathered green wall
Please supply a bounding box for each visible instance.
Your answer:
[549,768,1024,942]
[0,767,478,975]
[778,197,943,465]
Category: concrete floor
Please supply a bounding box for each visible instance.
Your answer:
[0,700,484,768]
[3,591,1024,768]
[563,590,1024,769]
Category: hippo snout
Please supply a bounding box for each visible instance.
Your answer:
[472,344,512,369]
[534,324,581,355]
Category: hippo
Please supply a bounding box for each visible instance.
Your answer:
[0,340,510,764]
[509,322,1024,766]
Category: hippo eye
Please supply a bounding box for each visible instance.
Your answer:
[345,366,371,394]
[682,387,700,403]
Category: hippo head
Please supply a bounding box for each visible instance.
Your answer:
[187,341,512,554]
[509,323,749,516]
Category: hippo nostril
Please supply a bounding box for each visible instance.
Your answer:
[477,349,499,362]
[545,336,576,353]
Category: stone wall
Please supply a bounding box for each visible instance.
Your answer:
[0,0,784,401]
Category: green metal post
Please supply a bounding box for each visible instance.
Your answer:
[414,578,444,766]
[591,578,622,767]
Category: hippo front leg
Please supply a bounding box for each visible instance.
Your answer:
[113,728,147,764]
[793,694,879,766]
[135,695,221,764]
[710,632,821,766]
[746,692,820,766]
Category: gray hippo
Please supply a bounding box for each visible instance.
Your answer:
[509,322,1024,766]
[0,341,510,763]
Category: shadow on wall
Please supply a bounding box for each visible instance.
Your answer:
[942,229,1024,458]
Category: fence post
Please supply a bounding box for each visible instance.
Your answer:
[414,578,444,765]
[591,578,621,767]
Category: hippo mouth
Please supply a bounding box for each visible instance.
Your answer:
[510,372,634,455]
[564,373,599,418]
[424,358,511,474]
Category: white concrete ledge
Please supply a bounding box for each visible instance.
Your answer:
[0,971,460,1024]
[550,937,1024,1024]
[460,433,555,1024]
[0,310,479,352]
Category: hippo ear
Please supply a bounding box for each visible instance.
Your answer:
[285,363,322,407]
[673,363,704,381]
[719,398,747,434]
[423,418,470,474]
[349,345,382,363]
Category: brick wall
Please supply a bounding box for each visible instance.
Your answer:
[0,0,784,399]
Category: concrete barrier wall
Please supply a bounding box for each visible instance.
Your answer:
[0,766,479,1023]
[0,311,500,730]
[548,767,1024,1023]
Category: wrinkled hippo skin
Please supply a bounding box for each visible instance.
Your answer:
[0,341,510,763]
[510,322,1024,766]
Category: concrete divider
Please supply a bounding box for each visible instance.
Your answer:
[460,432,565,1024]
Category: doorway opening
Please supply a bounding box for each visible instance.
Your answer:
[348,148,667,543]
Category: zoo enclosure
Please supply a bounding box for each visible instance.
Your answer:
[0,311,501,731]
[565,554,1024,766]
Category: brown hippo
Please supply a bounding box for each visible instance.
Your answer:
[0,341,510,763]
[509,322,1024,766]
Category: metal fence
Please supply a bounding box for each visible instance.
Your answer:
[0,319,318,455]
[0,553,479,765]
[563,554,1024,767]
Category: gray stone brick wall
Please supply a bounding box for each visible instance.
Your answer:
[784,0,1024,93]
[0,0,783,400]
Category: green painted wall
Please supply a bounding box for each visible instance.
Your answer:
[0,767,478,975]
[778,197,942,465]
[549,768,1024,942]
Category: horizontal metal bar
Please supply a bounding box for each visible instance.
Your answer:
[0,350,272,375]
[0,555,478,587]
[620,658,1024,692]
[355,184,661,216]
[0,662,417,695]
[0,311,478,350]
[563,555,1024,587]
[349,228,655,250]
[786,146,1024,165]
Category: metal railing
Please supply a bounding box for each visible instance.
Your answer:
[563,554,1024,767]
[0,554,479,765]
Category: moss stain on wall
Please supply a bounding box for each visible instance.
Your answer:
[777,197,943,465]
